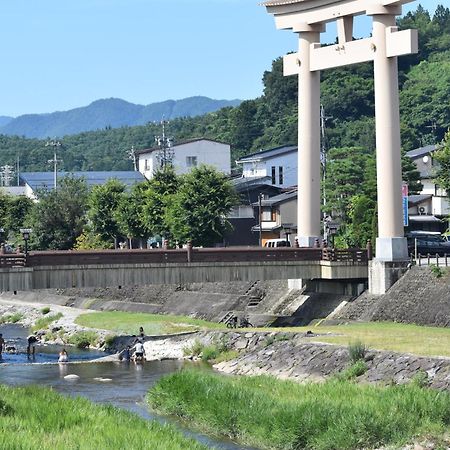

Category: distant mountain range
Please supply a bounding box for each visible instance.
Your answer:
[0,96,241,139]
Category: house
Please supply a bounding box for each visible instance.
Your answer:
[136,138,231,179]
[236,145,297,188]
[406,144,449,233]
[251,190,298,246]
[19,171,146,199]
[224,176,283,246]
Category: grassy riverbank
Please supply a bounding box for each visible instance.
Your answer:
[75,311,226,335]
[0,384,206,450]
[148,369,450,450]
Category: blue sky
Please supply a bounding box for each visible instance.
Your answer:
[0,0,444,117]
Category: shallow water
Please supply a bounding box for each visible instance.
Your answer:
[0,324,251,450]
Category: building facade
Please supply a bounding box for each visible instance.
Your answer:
[137,138,231,179]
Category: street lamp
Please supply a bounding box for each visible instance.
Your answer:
[20,228,32,257]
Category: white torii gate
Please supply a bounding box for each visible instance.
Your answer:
[264,0,418,263]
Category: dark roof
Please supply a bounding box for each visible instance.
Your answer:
[231,176,272,189]
[135,138,230,156]
[252,190,297,207]
[408,194,432,206]
[406,144,440,160]
[20,171,145,191]
[236,145,297,164]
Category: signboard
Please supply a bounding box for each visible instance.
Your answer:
[402,183,409,227]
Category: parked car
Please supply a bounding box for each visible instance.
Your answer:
[264,239,291,248]
[407,233,450,256]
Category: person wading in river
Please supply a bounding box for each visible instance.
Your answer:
[0,333,4,358]
[27,334,39,357]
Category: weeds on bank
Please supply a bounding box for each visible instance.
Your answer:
[67,330,99,348]
[183,336,234,362]
[40,306,51,315]
[148,369,450,450]
[31,313,63,332]
[430,264,445,278]
[0,313,23,324]
[0,384,207,450]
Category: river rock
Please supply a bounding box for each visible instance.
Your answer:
[64,374,80,380]
[93,377,112,382]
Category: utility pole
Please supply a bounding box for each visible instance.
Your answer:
[46,140,62,190]
[320,105,332,241]
[425,121,437,144]
[128,145,137,171]
[16,154,20,186]
[155,119,174,169]
[258,193,263,246]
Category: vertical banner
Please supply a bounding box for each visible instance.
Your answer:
[402,183,409,227]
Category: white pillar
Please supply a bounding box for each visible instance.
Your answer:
[372,13,408,261]
[296,27,321,247]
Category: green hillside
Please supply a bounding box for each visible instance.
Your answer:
[0,5,448,174]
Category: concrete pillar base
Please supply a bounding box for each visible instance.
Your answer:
[368,259,409,295]
[297,236,319,248]
[375,237,408,261]
[288,279,306,290]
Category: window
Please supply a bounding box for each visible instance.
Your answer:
[186,156,197,168]
[279,166,283,185]
[261,207,272,221]
[144,159,150,171]
[271,208,277,222]
[271,166,276,184]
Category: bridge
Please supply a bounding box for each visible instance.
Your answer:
[0,247,369,292]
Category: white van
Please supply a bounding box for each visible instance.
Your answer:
[264,239,291,248]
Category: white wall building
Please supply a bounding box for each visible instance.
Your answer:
[137,138,231,179]
[235,145,297,188]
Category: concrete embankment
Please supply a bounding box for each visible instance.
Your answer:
[137,330,450,391]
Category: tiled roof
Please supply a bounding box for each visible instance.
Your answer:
[236,145,297,163]
[252,190,297,206]
[135,138,230,156]
[408,194,432,206]
[406,144,439,160]
[20,171,145,192]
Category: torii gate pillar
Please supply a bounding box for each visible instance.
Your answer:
[264,0,418,264]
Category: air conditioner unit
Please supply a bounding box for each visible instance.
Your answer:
[418,205,428,215]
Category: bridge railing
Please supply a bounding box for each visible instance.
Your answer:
[0,247,369,268]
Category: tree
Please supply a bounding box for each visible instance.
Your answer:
[27,176,88,250]
[433,130,450,198]
[141,167,179,240]
[88,179,125,247]
[166,166,238,247]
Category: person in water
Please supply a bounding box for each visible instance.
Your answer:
[0,333,4,358]
[58,348,68,363]
[27,334,39,356]
[119,345,131,361]
[133,340,145,362]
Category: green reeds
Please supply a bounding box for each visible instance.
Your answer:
[148,369,450,450]
[31,312,63,332]
[0,384,207,450]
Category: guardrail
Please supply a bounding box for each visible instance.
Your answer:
[0,247,369,269]
[415,253,450,267]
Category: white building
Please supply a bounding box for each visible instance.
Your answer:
[137,138,231,179]
[406,144,449,218]
[235,145,297,188]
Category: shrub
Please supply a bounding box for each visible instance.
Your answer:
[40,307,51,315]
[430,264,444,278]
[104,335,117,348]
[348,340,367,363]
[67,331,98,349]
[182,339,204,358]
[264,336,275,347]
[0,313,24,324]
[201,345,220,361]
[32,313,63,332]
[410,370,429,388]
[337,360,368,381]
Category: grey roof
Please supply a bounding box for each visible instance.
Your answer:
[406,144,439,160]
[409,215,441,223]
[263,0,308,6]
[231,176,272,189]
[408,194,432,206]
[252,190,297,207]
[20,171,145,192]
[236,145,297,164]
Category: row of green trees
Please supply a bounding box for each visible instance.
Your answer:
[3,166,237,251]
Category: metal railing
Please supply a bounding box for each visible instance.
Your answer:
[414,253,450,267]
[0,246,370,269]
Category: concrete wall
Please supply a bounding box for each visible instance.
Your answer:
[0,260,368,292]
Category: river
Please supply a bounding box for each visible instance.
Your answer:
[0,324,250,450]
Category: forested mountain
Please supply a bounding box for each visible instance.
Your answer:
[0,5,447,176]
[0,96,241,139]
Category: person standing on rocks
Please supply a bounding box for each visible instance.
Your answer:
[139,327,145,339]
[27,334,39,357]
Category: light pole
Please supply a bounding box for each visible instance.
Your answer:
[20,228,32,258]
[46,140,62,190]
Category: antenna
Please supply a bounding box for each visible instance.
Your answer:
[155,119,174,169]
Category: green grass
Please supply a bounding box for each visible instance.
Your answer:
[0,384,207,450]
[31,313,63,332]
[75,311,226,336]
[40,306,51,315]
[66,330,99,348]
[259,322,450,358]
[148,369,450,450]
[0,313,23,324]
